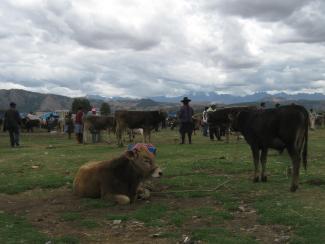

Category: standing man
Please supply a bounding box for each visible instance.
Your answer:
[207,104,221,141]
[178,97,194,144]
[90,107,99,143]
[64,112,74,139]
[4,102,21,147]
[75,107,84,143]
[309,108,317,130]
[202,106,209,137]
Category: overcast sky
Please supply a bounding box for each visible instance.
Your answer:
[0,0,325,97]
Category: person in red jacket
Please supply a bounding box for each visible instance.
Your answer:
[75,107,84,143]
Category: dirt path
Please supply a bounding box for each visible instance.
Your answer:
[0,187,292,243]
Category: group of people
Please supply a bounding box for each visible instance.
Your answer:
[2,99,321,147]
[177,97,227,144]
[1,103,86,147]
[0,98,258,147]
[201,104,224,141]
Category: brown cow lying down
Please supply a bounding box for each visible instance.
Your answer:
[73,143,162,204]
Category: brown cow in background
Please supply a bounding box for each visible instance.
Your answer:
[83,115,115,143]
[115,110,166,146]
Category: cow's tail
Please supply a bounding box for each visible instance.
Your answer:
[302,111,309,170]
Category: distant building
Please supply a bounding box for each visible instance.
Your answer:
[55,110,70,119]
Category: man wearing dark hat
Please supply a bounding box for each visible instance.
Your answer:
[4,102,21,147]
[178,97,194,144]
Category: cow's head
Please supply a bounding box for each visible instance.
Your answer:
[228,110,251,132]
[125,143,163,178]
[228,112,240,131]
[157,110,168,130]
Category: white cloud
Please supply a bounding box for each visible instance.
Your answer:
[0,0,324,97]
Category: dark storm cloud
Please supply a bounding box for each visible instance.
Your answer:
[204,0,310,22]
[66,19,161,51]
[281,1,325,43]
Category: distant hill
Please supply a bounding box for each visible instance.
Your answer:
[2,89,325,113]
[0,89,72,112]
[0,89,175,112]
[150,92,325,104]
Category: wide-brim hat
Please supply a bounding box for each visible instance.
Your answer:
[181,97,191,103]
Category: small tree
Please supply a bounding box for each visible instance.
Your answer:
[71,98,91,113]
[100,102,111,115]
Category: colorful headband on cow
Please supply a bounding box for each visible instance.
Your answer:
[127,143,157,155]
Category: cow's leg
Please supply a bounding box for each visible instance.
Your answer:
[105,129,110,143]
[236,132,240,141]
[251,146,260,182]
[128,130,132,142]
[116,127,123,147]
[260,148,268,182]
[288,148,301,192]
[226,127,230,143]
[143,129,147,143]
[83,125,87,144]
[148,130,151,143]
[143,128,150,143]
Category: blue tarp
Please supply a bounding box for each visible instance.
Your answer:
[168,112,177,117]
[20,112,28,119]
[39,112,59,120]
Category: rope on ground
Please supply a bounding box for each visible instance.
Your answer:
[151,180,230,194]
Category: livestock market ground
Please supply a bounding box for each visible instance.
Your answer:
[0,129,325,244]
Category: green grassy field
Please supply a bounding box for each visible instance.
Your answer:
[0,129,324,243]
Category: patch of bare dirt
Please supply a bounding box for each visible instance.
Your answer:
[223,201,292,243]
[0,187,172,243]
[0,186,293,244]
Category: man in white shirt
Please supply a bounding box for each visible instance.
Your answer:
[202,107,208,137]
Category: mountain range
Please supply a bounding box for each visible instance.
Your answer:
[150,92,325,104]
[1,89,325,112]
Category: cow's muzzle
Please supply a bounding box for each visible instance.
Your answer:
[152,167,163,178]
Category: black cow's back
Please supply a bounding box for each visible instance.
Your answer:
[236,105,309,152]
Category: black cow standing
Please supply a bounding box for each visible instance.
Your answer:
[208,106,256,142]
[115,110,166,146]
[230,105,309,192]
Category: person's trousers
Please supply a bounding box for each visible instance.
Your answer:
[202,123,208,136]
[179,122,193,144]
[92,133,99,143]
[8,128,20,147]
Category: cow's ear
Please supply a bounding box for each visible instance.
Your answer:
[125,150,135,160]
[132,149,140,159]
[125,149,139,160]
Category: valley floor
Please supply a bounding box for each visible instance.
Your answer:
[0,129,324,243]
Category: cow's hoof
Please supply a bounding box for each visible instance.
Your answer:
[137,188,151,200]
[261,176,267,182]
[290,185,298,192]
[253,177,259,183]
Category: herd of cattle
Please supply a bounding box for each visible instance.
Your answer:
[0,105,323,192]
